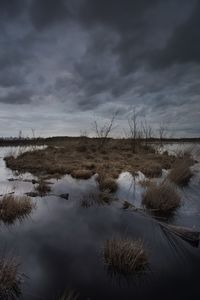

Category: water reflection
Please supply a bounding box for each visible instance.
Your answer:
[0,145,200,299]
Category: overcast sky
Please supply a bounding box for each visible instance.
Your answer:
[0,0,200,137]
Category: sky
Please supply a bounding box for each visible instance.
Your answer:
[0,0,200,138]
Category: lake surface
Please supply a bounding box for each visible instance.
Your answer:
[0,144,200,300]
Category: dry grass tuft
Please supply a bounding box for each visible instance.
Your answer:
[0,256,22,299]
[99,178,118,193]
[0,195,34,224]
[139,179,152,188]
[141,162,162,178]
[103,238,148,276]
[96,169,118,193]
[168,159,193,186]
[71,169,93,180]
[142,181,181,216]
[35,178,51,196]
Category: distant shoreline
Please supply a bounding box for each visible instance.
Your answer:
[0,136,200,147]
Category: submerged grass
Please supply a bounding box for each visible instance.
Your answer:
[142,181,181,216]
[0,195,34,224]
[0,256,22,300]
[81,191,117,208]
[35,178,51,196]
[103,238,148,276]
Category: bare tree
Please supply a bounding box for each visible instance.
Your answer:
[18,130,22,140]
[31,128,36,139]
[80,130,88,138]
[92,112,117,149]
[127,109,142,153]
[158,123,168,145]
[142,120,153,148]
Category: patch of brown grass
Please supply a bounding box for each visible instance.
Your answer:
[0,195,34,224]
[168,159,193,186]
[0,256,22,299]
[4,139,176,181]
[139,179,152,188]
[103,238,148,275]
[140,162,162,178]
[98,177,118,193]
[142,181,181,216]
[71,169,94,180]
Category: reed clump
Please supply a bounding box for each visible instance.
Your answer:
[71,169,93,180]
[168,159,193,186]
[97,169,118,193]
[0,195,34,224]
[103,238,148,275]
[141,162,162,178]
[142,181,181,216]
[0,256,22,299]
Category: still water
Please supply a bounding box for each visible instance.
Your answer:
[0,144,200,300]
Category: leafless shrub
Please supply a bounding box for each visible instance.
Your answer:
[158,123,168,145]
[92,113,117,149]
[126,109,142,153]
[142,120,153,148]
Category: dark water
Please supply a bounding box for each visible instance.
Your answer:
[0,146,200,300]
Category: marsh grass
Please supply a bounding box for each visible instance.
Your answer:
[103,238,148,276]
[96,168,118,193]
[140,162,162,178]
[4,139,176,181]
[0,256,22,300]
[71,169,94,180]
[0,194,34,224]
[168,159,193,186]
[142,181,181,216]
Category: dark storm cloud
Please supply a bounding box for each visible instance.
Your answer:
[29,0,70,30]
[154,0,200,68]
[0,70,25,87]
[0,0,199,136]
[0,89,33,104]
[77,0,196,73]
[0,0,26,18]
